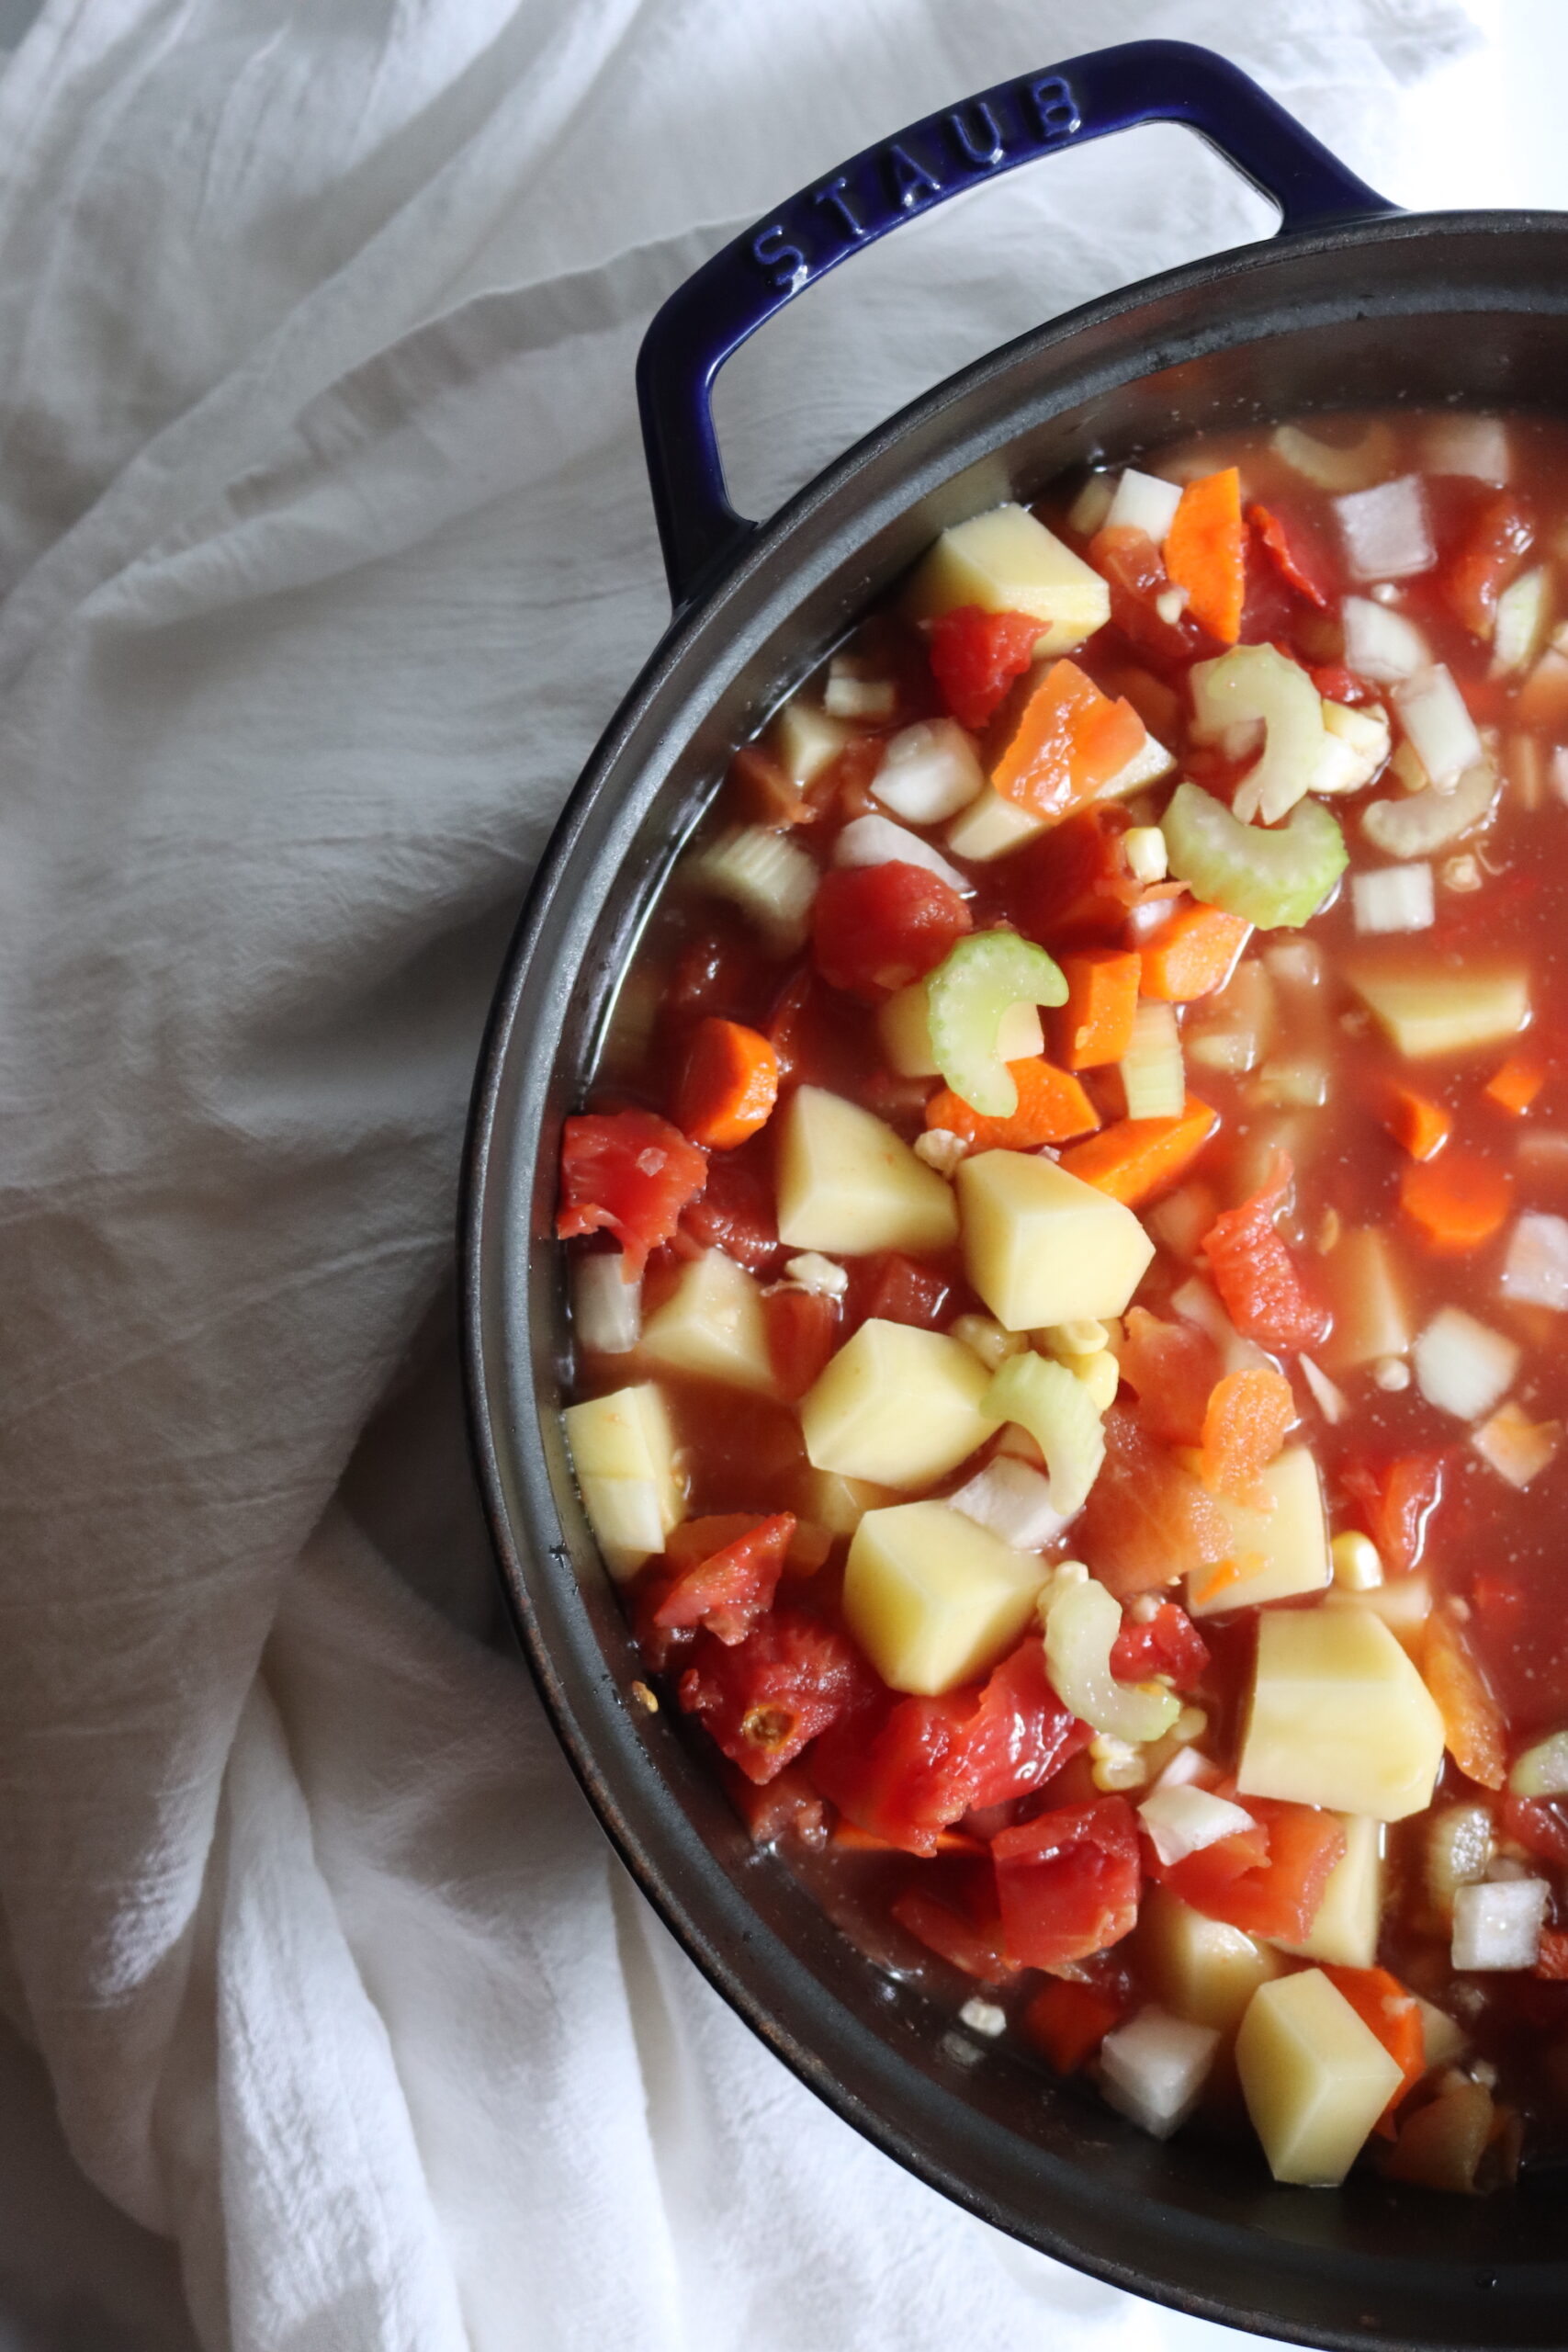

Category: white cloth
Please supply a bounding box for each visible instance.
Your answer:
[0,4,1474,2347]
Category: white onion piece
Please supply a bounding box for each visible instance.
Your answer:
[947,1455,1068,1551]
[1451,1879,1549,1972]
[1106,468,1183,544]
[1501,1212,1568,1311]
[1336,476,1436,582]
[1359,759,1496,857]
[783,1251,848,1299]
[824,669,896,720]
[1393,664,1484,790]
[833,812,972,895]
[1099,2008,1220,2140]
[1472,1401,1561,1490]
[872,718,986,824]
[1299,1355,1348,1425]
[571,1253,642,1354]
[1352,862,1434,935]
[1151,1743,1217,1792]
[1414,1306,1520,1422]
[1137,1784,1256,1868]
[1425,413,1510,484]
[1066,473,1115,537]
[1342,594,1429,683]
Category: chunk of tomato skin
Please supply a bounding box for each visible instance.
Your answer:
[557,1109,709,1281]
[810,1690,981,1855]
[1156,1796,1345,1943]
[677,1610,872,1785]
[1441,491,1535,638]
[811,862,972,1002]
[1111,1601,1211,1690]
[1340,1452,1446,1577]
[992,1796,1143,1973]
[1308,660,1376,706]
[1088,524,1211,665]
[1201,1151,1329,1353]
[679,1148,778,1272]
[1248,502,1334,610]
[927,605,1043,732]
[764,1284,839,1402]
[890,1880,1019,1984]
[653,1514,796,1645]
[1020,1976,1126,2075]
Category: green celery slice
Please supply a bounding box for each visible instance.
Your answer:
[1161,780,1348,932]
[926,931,1066,1116]
[985,1350,1104,1520]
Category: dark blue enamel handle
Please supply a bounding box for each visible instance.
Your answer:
[637,37,1393,609]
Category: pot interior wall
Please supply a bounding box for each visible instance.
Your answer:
[472,216,1568,2352]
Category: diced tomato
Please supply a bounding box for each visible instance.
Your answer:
[1248,502,1333,609]
[1200,1152,1328,1351]
[1156,1794,1345,1942]
[677,1609,871,1784]
[811,862,971,1001]
[927,605,1042,731]
[1009,804,1180,951]
[557,1109,708,1279]
[653,1514,795,1645]
[763,1284,839,1401]
[1073,1407,1232,1599]
[1117,1306,1224,1447]
[1441,491,1534,638]
[722,1758,828,1848]
[679,1148,777,1272]
[1307,660,1375,706]
[1087,524,1209,664]
[848,1250,951,1333]
[1019,1976,1126,2074]
[1502,1794,1568,1867]
[1340,1452,1445,1577]
[891,1878,1017,1983]
[993,1797,1143,1972]
[1111,1601,1210,1690]
[963,1637,1092,1811]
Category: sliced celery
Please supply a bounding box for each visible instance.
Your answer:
[1161,782,1348,933]
[1042,1569,1181,1744]
[925,930,1066,1116]
[985,1349,1104,1520]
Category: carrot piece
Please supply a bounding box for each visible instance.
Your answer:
[925,1057,1100,1150]
[1484,1051,1546,1117]
[1165,466,1246,644]
[1322,1965,1425,2133]
[990,658,1145,821]
[675,1016,780,1149]
[1020,1977,1124,2075]
[1423,1607,1508,1792]
[1383,1084,1451,1162]
[833,1823,983,1857]
[1198,1366,1296,1502]
[1058,1094,1219,1207]
[1398,1147,1513,1255]
[1056,946,1143,1068]
[1138,902,1251,1001]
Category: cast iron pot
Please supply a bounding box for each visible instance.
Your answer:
[462,40,1568,2348]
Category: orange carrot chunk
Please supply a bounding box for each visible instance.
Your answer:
[1058,1095,1218,1207]
[676,1016,780,1149]
[1056,946,1143,1067]
[1198,1366,1296,1502]
[990,658,1145,822]
[1399,1147,1513,1254]
[1424,1608,1508,1792]
[1139,902,1251,1001]
[1165,466,1247,644]
[1484,1050,1546,1117]
[1383,1084,1451,1163]
[925,1057,1100,1150]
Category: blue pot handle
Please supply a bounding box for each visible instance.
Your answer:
[637,37,1393,609]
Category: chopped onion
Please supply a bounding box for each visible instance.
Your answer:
[948,1454,1068,1551]
[1120,1000,1185,1120]
[1427,1803,1494,1920]
[1342,594,1429,684]
[913,1127,966,1178]
[1098,2007,1220,2140]
[1509,1728,1568,1798]
[782,1251,847,1298]
[1414,1306,1520,1422]
[1450,1877,1550,1972]
[1491,565,1551,676]
[570,1253,643,1354]
[834,812,972,895]
[1352,862,1435,935]
[1472,1399,1561,1490]
[1066,473,1115,537]
[1151,1742,1216,1792]
[1425,412,1510,484]
[1273,420,1394,492]
[1106,467,1183,544]
[1300,1355,1348,1425]
[1336,476,1436,582]
[824,667,896,720]
[1137,1784,1256,1868]
[1393,665,1484,790]
[1263,940,1323,989]
[694,824,819,950]
[873,718,985,824]
[1501,1211,1568,1310]
[1359,759,1496,857]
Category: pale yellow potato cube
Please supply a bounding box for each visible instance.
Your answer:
[563,1382,682,1580]
[1236,1968,1404,2185]
[1186,1449,1331,1618]
[777,1086,958,1256]
[1349,964,1528,1059]
[795,1465,897,1537]
[1136,1884,1286,2036]
[957,1150,1155,1331]
[576,1475,670,1581]
[944,786,1046,863]
[1272,1815,1383,1970]
[903,503,1111,654]
[843,1499,1048,1693]
[800,1318,997,1489]
[877,980,1043,1080]
[1238,1606,1446,1822]
[767,694,849,786]
[640,1250,775,1394]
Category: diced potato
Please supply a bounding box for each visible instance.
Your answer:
[843,1499,1048,1693]
[957,1150,1156,1331]
[768,694,849,786]
[777,1086,959,1256]
[904,503,1111,655]
[795,1464,897,1537]
[640,1250,775,1395]
[1186,1449,1331,1618]
[1236,1968,1404,2185]
[563,1382,682,1580]
[1349,964,1529,1059]
[944,785,1046,863]
[800,1318,998,1489]
[1100,729,1176,800]
[878,980,1043,1079]
[1238,1606,1447,1822]
[1322,1226,1411,1372]
[1272,1814,1383,1969]
[1136,1883,1286,2035]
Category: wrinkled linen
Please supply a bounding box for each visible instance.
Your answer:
[0,3,1474,2346]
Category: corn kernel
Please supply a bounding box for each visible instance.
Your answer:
[1089,1732,1150,1792]
[1332,1531,1385,1591]
[1124,825,1169,885]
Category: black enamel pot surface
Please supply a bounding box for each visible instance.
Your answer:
[461,41,1568,2348]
